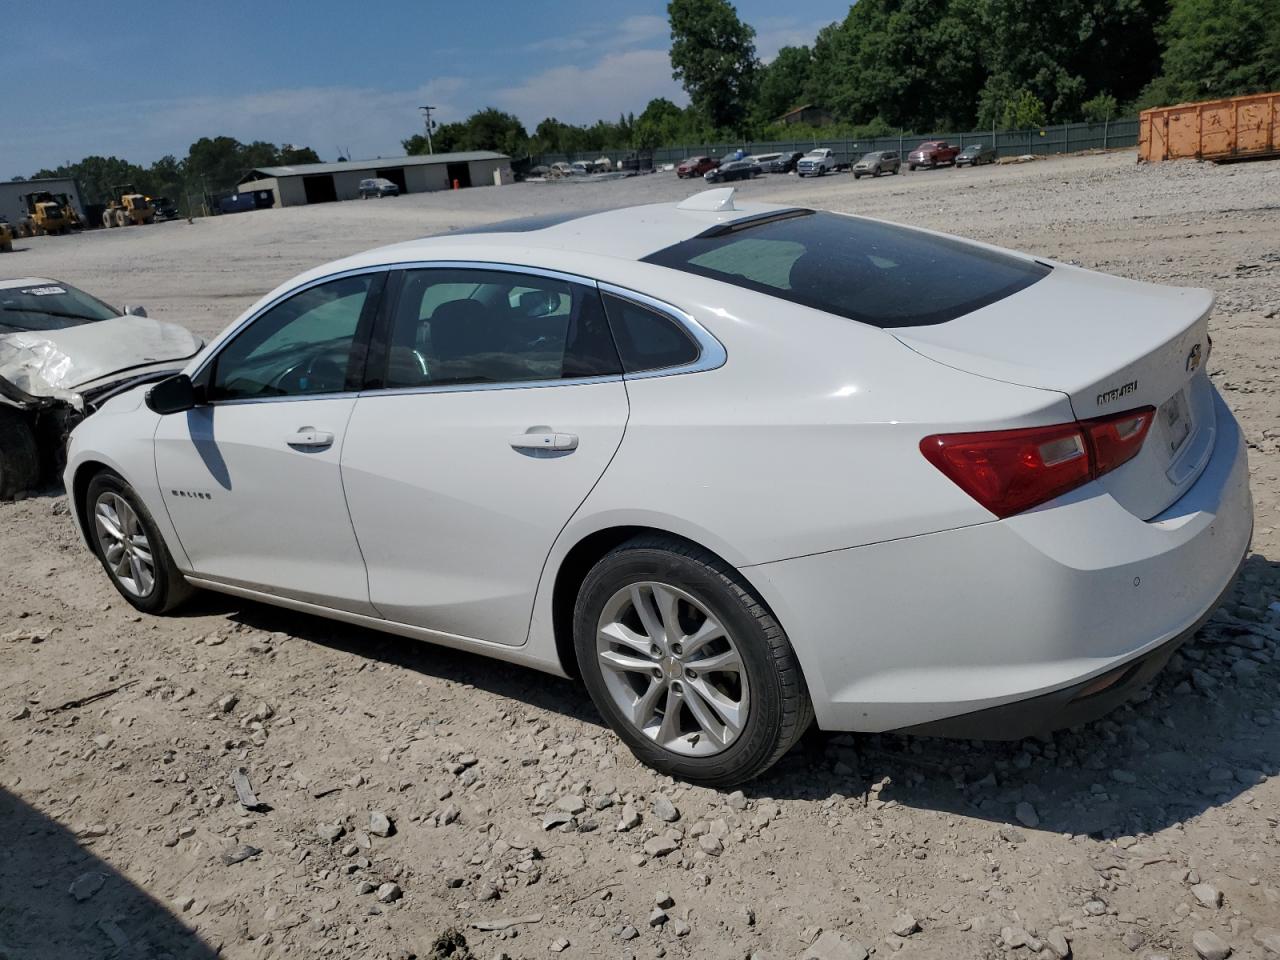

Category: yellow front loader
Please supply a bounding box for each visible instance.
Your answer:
[102,184,155,228]
[19,192,72,236]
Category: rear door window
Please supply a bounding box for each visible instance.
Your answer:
[642,210,1050,328]
[379,268,620,389]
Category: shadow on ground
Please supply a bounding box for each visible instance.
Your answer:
[159,554,1280,842]
[0,787,218,959]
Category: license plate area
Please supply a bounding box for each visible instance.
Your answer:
[1159,388,1192,459]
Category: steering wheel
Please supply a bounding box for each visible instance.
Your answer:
[269,351,347,394]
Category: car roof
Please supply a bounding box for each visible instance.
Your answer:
[321,195,805,272]
[0,277,59,290]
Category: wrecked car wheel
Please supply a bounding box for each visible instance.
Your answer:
[0,409,39,500]
[86,471,194,613]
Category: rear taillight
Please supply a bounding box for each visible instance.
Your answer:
[920,406,1154,518]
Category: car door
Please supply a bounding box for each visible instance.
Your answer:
[340,265,629,645]
[153,270,385,614]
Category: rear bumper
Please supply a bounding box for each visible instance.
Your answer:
[892,548,1244,738]
[748,388,1253,734]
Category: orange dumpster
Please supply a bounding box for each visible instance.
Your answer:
[1139,91,1280,163]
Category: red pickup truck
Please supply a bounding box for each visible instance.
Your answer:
[907,141,959,170]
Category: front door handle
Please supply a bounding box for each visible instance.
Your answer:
[287,428,334,449]
[509,432,578,451]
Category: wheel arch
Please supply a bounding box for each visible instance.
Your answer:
[70,459,113,546]
[547,524,794,684]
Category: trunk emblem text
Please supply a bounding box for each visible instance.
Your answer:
[1096,380,1138,407]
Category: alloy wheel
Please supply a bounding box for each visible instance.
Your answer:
[93,492,155,597]
[595,581,750,756]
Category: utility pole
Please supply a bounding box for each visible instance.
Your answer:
[418,105,436,154]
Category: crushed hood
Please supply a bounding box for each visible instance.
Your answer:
[0,314,202,401]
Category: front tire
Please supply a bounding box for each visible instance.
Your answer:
[574,535,812,786]
[85,471,194,614]
[0,410,39,500]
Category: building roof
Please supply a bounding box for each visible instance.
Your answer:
[241,151,508,181]
[0,177,79,189]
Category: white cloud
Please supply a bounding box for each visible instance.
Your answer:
[525,14,668,54]
[4,79,468,175]
[494,48,687,128]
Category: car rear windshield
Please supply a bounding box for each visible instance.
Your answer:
[641,210,1050,328]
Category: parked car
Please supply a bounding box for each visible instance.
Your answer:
[64,188,1250,786]
[150,196,179,221]
[676,156,719,178]
[746,153,783,170]
[359,178,400,198]
[852,151,901,178]
[548,162,575,179]
[769,151,806,173]
[570,161,593,176]
[704,159,761,183]
[1,277,202,498]
[796,148,837,177]
[907,141,960,169]
[955,143,998,167]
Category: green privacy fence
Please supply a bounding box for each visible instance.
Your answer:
[531,118,1139,168]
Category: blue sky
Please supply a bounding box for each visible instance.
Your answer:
[2,1,849,178]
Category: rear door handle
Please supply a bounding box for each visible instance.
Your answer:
[509,432,578,451]
[287,428,334,449]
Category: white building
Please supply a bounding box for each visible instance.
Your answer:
[236,151,513,208]
[0,177,83,226]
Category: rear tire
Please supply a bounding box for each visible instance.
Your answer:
[0,410,39,500]
[85,471,194,614]
[574,535,813,786]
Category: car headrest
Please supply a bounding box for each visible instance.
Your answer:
[430,299,498,361]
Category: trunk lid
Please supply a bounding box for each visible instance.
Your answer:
[893,264,1216,520]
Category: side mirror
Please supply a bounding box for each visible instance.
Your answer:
[146,374,197,415]
[123,304,148,317]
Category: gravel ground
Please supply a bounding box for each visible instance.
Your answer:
[2,150,1278,960]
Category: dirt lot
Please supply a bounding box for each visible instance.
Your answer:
[2,151,1278,960]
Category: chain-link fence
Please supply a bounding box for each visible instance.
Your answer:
[530,118,1139,169]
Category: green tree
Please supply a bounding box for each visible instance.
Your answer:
[33,156,149,204]
[1003,89,1048,128]
[1081,92,1119,122]
[279,144,321,164]
[668,0,759,132]
[752,46,813,125]
[462,108,530,156]
[1140,0,1280,106]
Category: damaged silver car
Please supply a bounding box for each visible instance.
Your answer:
[0,278,203,498]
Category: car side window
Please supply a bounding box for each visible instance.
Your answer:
[601,293,700,373]
[382,268,620,389]
[209,274,374,401]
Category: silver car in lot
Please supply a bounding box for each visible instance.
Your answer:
[852,151,901,179]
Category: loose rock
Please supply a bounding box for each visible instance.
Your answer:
[1192,930,1231,960]
[800,930,869,960]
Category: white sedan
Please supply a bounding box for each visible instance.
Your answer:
[64,188,1253,785]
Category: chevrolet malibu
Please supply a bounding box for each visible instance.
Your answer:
[65,188,1253,785]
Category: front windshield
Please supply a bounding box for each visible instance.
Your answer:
[0,282,120,334]
[860,152,880,161]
